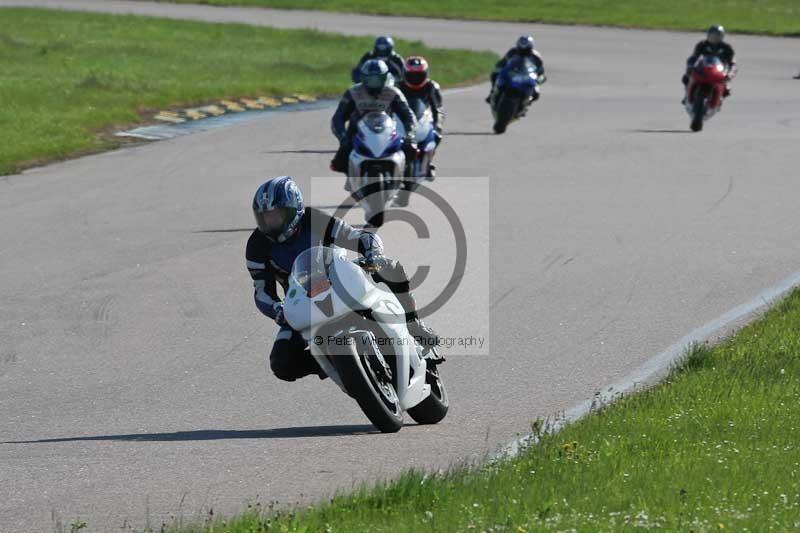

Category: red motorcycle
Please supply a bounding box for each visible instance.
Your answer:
[684,55,732,132]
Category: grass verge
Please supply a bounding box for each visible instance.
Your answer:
[161,0,800,36]
[171,288,800,531]
[0,8,496,175]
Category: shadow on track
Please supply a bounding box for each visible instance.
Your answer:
[4,425,379,444]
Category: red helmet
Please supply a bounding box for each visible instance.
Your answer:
[403,56,429,90]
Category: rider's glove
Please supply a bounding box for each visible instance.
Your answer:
[681,74,689,85]
[433,130,443,144]
[273,303,287,326]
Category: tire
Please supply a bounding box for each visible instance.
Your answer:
[493,95,517,134]
[407,366,449,425]
[362,170,390,227]
[691,95,705,132]
[334,335,403,433]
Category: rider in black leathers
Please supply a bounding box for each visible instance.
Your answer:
[330,59,418,174]
[487,35,545,103]
[397,56,444,178]
[682,25,736,98]
[247,176,440,382]
[352,35,405,83]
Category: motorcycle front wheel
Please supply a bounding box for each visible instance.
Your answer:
[493,95,517,134]
[691,96,705,132]
[334,334,404,433]
[362,170,394,227]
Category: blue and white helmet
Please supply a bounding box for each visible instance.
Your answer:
[516,35,535,51]
[361,59,390,94]
[373,35,395,58]
[252,176,304,243]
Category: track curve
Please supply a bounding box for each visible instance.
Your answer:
[2,1,800,530]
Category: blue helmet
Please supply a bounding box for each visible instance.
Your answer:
[373,35,395,58]
[516,35,534,51]
[361,59,389,94]
[252,176,304,242]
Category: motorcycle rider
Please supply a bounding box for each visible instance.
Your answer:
[683,25,736,99]
[330,59,418,176]
[352,35,405,83]
[246,176,440,382]
[398,56,444,179]
[486,35,545,104]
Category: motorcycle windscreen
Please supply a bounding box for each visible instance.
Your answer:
[291,247,336,297]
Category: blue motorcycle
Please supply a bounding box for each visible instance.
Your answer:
[489,56,544,134]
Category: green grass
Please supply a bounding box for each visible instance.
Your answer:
[169,288,800,531]
[0,8,496,175]
[163,0,800,36]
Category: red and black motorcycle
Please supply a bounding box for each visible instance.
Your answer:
[684,55,733,132]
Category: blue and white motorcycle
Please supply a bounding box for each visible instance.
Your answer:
[396,98,438,180]
[489,56,545,134]
[347,111,406,227]
[283,246,449,433]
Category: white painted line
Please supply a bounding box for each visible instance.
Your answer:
[495,269,800,459]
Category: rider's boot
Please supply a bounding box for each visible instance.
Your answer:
[407,318,443,363]
[426,164,436,181]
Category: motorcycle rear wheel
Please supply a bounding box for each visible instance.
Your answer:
[334,334,403,433]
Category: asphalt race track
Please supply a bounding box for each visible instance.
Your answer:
[1,1,800,530]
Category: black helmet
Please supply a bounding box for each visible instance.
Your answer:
[373,35,395,58]
[516,35,535,52]
[360,59,389,95]
[707,25,725,45]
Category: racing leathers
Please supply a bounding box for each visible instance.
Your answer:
[246,207,436,381]
[683,40,736,96]
[399,79,445,142]
[489,48,545,102]
[329,83,418,173]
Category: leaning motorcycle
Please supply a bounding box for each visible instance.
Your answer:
[684,55,733,132]
[347,111,406,227]
[489,56,544,134]
[283,246,449,433]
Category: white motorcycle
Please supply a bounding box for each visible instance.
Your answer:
[347,111,406,227]
[396,98,438,182]
[283,246,449,433]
